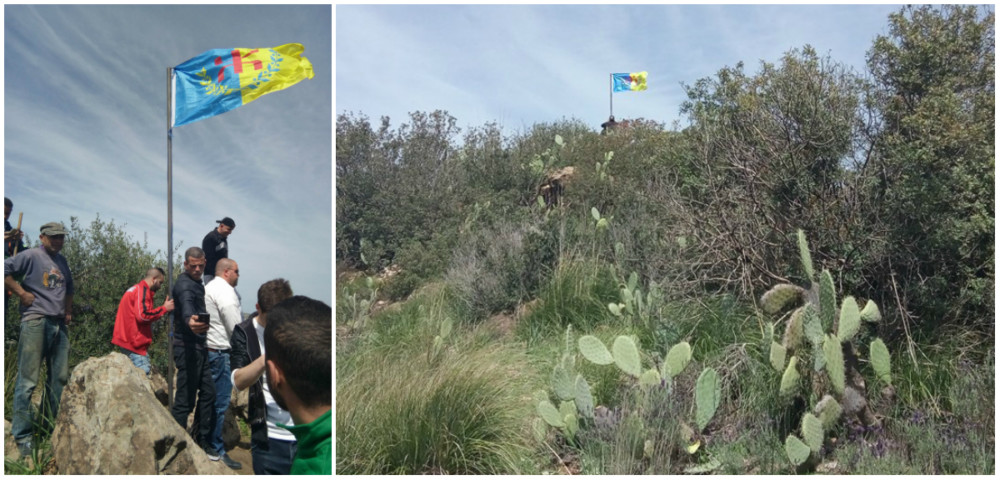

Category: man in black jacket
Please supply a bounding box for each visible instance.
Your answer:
[230,278,296,474]
[170,246,216,460]
[202,217,234,285]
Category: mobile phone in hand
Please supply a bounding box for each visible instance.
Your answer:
[196,313,210,323]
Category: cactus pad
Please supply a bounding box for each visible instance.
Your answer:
[608,303,623,317]
[612,335,642,377]
[440,316,453,339]
[819,270,836,331]
[770,341,787,372]
[551,362,575,401]
[639,368,661,389]
[537,400,565,428]
[575,374,595,418]
[797,229,815,282]
[780,356,800,396]
[664,341,693,378]
[870,338,892,385]
[837,296,860,342]
[802,304,823,347]
[801,412,824,453]
[784,307,805,351]
[823,334,845,395]
[815,395,843,430]
[578,335,614,365]
[761,283,805,314]
[695,368,721,431]
[785,435,811,466]
[860,299,882,323]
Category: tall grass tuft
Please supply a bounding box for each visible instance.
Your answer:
[517,259,620,343]
[337,341,535,474]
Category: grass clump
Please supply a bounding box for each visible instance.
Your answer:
[337,339,536,474]
[517,259,620,343]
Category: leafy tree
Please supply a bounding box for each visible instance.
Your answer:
[336,110,468,275]
[864,5,994,331]
[678,46,867,295]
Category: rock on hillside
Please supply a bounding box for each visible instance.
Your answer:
[50,353,234,475]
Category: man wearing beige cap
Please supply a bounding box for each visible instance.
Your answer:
[3,221,74,457]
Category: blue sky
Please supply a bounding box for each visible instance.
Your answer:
[336,4,907,134]
[4,5,332,306]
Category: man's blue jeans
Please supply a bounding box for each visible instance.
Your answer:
[207,350,232,455]
[12,314,69,444]
[119,346,151,375]
[251,436,297,475]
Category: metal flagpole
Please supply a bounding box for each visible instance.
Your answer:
[609,73,613,119]
[166,67,175,409]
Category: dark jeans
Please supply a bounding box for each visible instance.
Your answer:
[207,350,232,455]
[12,314,69,443]
[251,436,297,475]
[171,345,216,450]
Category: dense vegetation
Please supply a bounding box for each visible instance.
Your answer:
[5,217,175,473]
[337,6,993,475]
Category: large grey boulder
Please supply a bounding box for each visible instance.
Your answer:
[50,353,234,475]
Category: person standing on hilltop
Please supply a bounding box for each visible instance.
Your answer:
[264,295,331,475]
[170,246,216,460]
[230,278,297,474]
[204,258,244,470]
[202,217,234,285]
[4,222,74,458]
[111,267,175,375]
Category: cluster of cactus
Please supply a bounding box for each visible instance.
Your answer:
[527,134,565,176]
[577,333,721,456]
[761,230,893,469]
[607,272,663,332]
[590,207,610,230]
[427,314,453,364]
[339,276,378,330]
[533,326,595,444]
[595,151,613,181]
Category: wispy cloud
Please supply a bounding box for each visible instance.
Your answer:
[5,5,332,305]
[337,4,901,134]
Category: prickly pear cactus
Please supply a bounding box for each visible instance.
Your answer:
[763,229,894,469]
[612,336,642,377]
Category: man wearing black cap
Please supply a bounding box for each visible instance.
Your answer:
[202,217,235,285]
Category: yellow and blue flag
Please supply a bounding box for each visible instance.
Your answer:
[172,43,314,127]
[612,72,648,92]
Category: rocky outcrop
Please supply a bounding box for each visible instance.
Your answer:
[538,166,575,208]
[50,353,234,475]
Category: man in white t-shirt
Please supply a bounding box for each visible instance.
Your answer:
[229,278,297,474]
[204,258,243,470]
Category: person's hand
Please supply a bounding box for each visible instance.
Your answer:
[64,313,73,326]
[163,297,175,312]
[188,315,209,334]
[18,291,34,307]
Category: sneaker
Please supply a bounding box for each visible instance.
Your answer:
[207,452,220,461]
[220,453,242,470]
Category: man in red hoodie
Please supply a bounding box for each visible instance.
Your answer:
[112,267,175,375]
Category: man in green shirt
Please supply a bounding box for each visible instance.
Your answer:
[263,295,331,474]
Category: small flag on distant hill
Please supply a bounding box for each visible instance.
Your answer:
[172,43,314,127]
[612,72,648,92]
